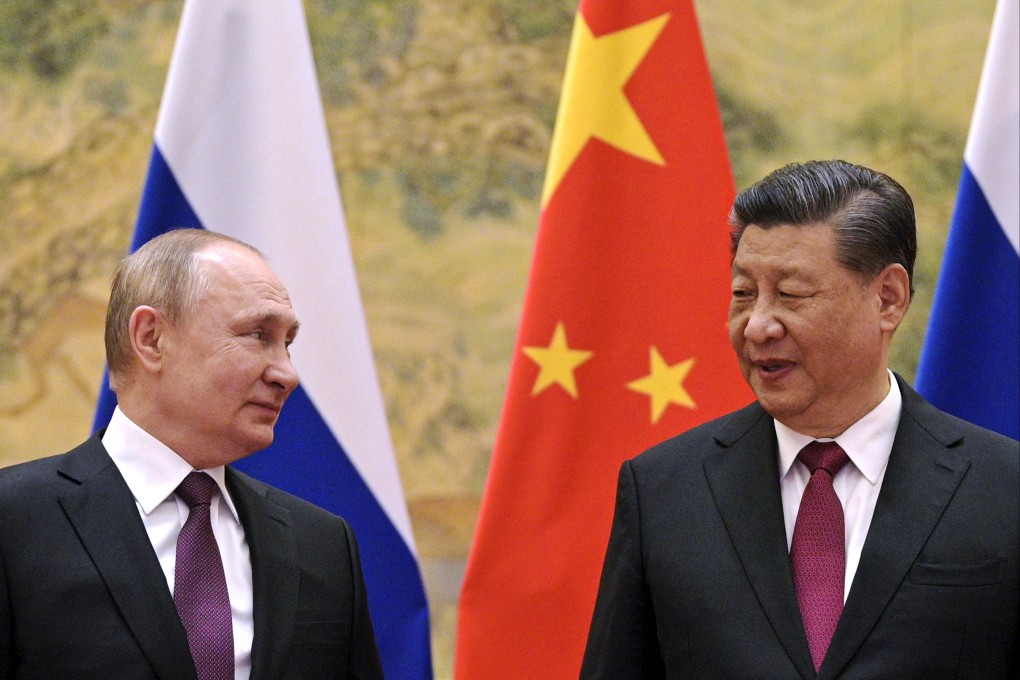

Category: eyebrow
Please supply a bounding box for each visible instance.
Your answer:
[249,312,300,334]
[731,262,811,281]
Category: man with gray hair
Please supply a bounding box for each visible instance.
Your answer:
[581,160,1018,679]
[0,229,384,679]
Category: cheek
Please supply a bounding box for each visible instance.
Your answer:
[728,327,745,353]
[206,353,263,390]
[797,326,849,370]
[727,311,745,344]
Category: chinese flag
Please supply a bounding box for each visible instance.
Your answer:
[455,0,752,677]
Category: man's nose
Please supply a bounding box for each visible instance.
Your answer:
[266,348,299,393]
[744,300,784,343]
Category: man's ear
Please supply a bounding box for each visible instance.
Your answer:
[875,263,911,333]
[128,306,168,374]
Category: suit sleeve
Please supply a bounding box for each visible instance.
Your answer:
[340,519,385,680]
[579,460,665,680]
[0,543,10,679]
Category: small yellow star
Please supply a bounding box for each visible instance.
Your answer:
[541,12,670,206]
[522,322,594,398]
[627,347,696,423]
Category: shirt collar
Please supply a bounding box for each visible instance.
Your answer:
[775,370,902,484]
[102,406,240,523]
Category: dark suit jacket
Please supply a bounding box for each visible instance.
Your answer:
[581,376,1019,679]
[0,435,383,680]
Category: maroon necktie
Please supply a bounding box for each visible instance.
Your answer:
[790,441,850,673]
[174,472,234,680]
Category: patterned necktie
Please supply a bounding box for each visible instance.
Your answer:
[790,441,850,673]
[174,472,234,680]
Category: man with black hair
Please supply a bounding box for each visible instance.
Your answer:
[581,160,1018,679]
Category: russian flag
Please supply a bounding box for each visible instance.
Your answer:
[915,0,1019,441]
[92,1,433,677]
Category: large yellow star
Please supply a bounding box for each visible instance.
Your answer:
[627,347,696,423]
[522,322,594,398]
[541,12,670,206]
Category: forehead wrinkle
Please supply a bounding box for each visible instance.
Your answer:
[734,240,828,284]
[238,308,300,330]
[246,279,293,307]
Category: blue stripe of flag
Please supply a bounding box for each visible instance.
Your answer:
[916,164,1020,439]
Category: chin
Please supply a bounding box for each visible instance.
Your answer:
[238,429,276,456]
[755,393,807,423]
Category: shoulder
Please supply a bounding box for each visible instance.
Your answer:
[0,455,61,491]
[225,467,355,533]
[0,456,61,519]
[0,438,118,561]
[224,468,366,576]
[896,376,1019,463]
[0,436,110,505]
[895,378,1018,509]
[628,401,770,474]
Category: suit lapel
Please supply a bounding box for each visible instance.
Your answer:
[819,379,970,679]
[228,470,300,680]
[57,437,196,680]
[703,405,816,680]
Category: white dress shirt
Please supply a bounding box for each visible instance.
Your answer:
[776,371,902,602]
[103,406,254,680]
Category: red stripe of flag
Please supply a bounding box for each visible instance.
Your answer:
[456,0,752,676]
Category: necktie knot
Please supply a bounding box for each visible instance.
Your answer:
[176,472,218,509]
[798,441,849,478]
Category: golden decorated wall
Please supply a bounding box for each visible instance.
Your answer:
[0,0,996,676]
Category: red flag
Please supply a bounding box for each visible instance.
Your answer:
[456,0,752,677]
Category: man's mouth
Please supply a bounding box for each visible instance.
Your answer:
[754,359,793,374]
[250,401,282,414]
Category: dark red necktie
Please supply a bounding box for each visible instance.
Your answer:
[174,472,234,680]
[790,441,850,673]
